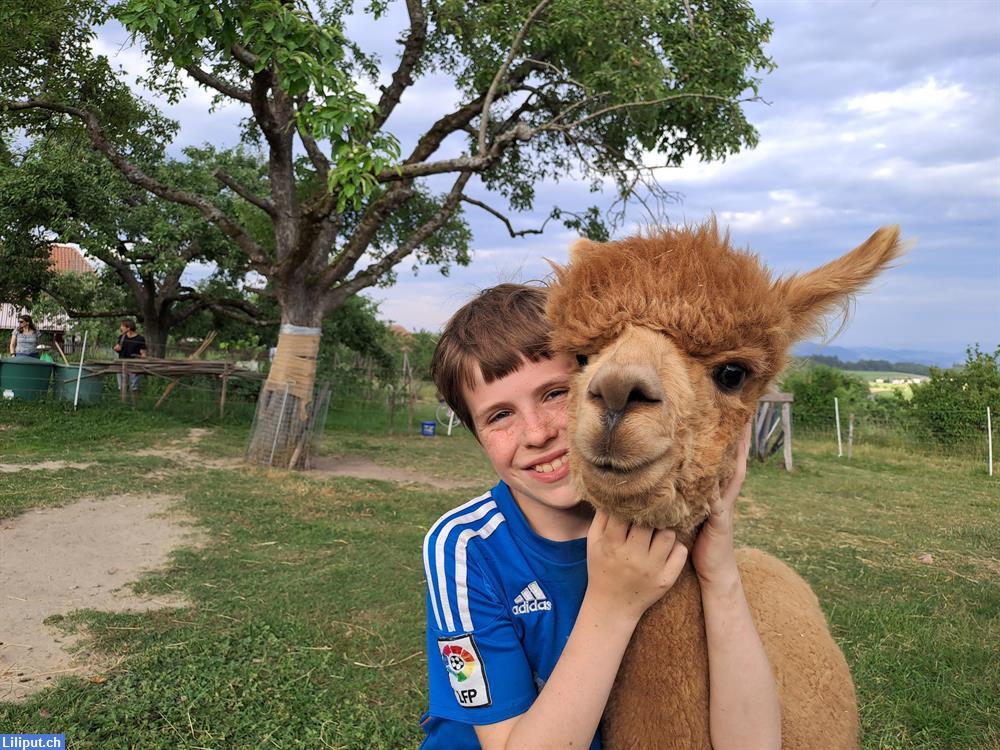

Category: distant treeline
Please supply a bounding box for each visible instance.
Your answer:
[801,355,930,376]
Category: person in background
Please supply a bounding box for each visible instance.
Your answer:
[113,318,147,399]
[8,314,40,358]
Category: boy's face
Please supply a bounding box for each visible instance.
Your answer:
[464,353,583,536]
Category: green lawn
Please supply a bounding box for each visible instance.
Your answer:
[0,400,996,749]
[843,370,928,382]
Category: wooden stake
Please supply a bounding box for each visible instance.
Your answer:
[219,365,229,419]
[155,330,217,409]
[781,401,793,471]
[53,339,70,366]
[120,360,127,403]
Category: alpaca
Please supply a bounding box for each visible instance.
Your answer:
[545,220,903,750]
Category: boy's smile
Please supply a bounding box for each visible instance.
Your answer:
[465,353,590,540]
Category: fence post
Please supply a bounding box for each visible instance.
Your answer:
[988,406,994,477]
[781,401,793,471]
[73,330,88,411]
[847,413,855,460]
[834,397,843,457]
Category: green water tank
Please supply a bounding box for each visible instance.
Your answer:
[53,363,105,405]
[0,357,53,401]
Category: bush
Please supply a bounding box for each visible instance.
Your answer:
[906,345,1000,444]
[780,364,872,426]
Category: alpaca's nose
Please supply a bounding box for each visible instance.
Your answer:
[586,362,664,425]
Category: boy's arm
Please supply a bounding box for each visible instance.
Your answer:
[476,514,688,750]
[692,426,781,750]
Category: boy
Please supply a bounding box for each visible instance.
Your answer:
[421,284,780,750]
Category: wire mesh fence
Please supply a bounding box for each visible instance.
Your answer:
[6,351,994,473]
[791,404,996,471]
[245,381,332,469]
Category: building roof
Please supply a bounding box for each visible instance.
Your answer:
[49,243,96,274]
[0,244,95,331]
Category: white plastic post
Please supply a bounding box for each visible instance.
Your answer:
[847,413,855,460]
[988,406,993,477]
[834,397,843,457]
[73,331,88,410]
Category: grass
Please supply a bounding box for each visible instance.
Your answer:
[1,402,997,749]
[843,371,929,382]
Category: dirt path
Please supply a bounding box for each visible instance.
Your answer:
[0,494,198,702]
[0,461,96,473]
[309,455,480,490]
[136,427,241,469]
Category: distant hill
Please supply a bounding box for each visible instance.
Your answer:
[793,342,965,369]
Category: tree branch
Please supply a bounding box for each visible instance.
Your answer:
[184,64,252,103]
[63,308,134,320]
[296,116,330,182]
[317,182,417,289]
[478,0,554,154]
[326,171,472,309]
[205,300,277,327]
[372,0,427,133]
[400,60,540,169]
[230,43,258,70]
[7,100,272,273]
[249,69,281,146]
[544,92,754,133]
[460,195,551,237]
[214,169,276,216]
[380,122,531,182]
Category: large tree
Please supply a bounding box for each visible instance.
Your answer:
[2,0,773,465]
[0,135,269,356]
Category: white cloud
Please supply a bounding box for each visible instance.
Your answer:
[842,77,969,118]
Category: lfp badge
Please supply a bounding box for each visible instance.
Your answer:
[437,634,491,708]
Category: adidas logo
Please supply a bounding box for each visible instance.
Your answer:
[512,581,552,616]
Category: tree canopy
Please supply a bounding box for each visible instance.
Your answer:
[2,0,773,324]
[1,0,774,465]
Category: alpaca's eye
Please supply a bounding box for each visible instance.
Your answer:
[713,363,749,392]
[576,354,589,367]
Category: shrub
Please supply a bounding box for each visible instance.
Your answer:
[906,345,1000,444]
[780,364,871,427]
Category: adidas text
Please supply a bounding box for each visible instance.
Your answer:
[512,600,552,615]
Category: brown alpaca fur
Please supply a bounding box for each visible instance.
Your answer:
[545,219,903,750]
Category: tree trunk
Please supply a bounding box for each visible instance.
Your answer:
[246,292,324,469]
[142,317,169,358]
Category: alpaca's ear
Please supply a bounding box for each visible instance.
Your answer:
[775,226,905,341]
[568,237,603,264]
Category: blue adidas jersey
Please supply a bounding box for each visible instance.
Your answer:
[420,480,600,749]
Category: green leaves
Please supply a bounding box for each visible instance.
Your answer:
[326,133,400,213]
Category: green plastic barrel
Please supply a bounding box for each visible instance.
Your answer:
[53,363,104,404]
[0,357,53,401]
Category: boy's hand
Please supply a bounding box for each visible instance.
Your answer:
[585,509,689,623]
[692,422,751,586]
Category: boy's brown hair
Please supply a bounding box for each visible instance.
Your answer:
[431,283,552,435]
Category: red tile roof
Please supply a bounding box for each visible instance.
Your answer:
[49,243,95,274]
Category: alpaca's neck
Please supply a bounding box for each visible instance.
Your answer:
[603,560,712,749]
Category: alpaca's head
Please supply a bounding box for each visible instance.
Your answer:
[546,220,902,536]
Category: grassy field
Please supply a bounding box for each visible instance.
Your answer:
[843,371,929,382]
[0,400,997,749]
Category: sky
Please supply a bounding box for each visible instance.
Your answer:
[94,0,1000,357]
